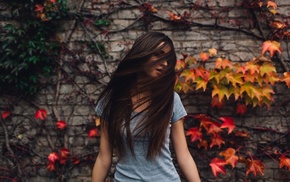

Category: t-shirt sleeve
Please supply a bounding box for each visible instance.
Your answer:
[171,92,187,123]
[95,98,104,116]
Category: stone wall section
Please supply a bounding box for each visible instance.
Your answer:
[1,0,290,181]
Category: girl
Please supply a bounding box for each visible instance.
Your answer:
[92,32,200,182]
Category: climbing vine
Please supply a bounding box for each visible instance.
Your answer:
[0,0,290,181]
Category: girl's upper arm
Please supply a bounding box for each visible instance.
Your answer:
[171,119,189,157]
[98,125,112,159]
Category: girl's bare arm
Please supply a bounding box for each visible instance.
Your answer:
[171,119,201,182]
[91,126,112,182]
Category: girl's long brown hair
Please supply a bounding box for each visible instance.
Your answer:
[97,32,177,159]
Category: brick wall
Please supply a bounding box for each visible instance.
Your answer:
[1,0,290,181]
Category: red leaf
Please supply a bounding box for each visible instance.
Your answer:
[71,156,80,164]
[186,127,202,142]
[59,157,67,164]
[88,128,99,138]
[211,96,225,109]
[47,161,56,171]
[49,0,56,4]
[48,152,59,163]
[210,134,225,148]
[56,120,67,130]
[35,109,47,120]
[219,117,236,134]
[236,104,247,115]
[35,4,44,13]
[1,111,11,119]
[60,148,69,158]
[209,158,227,177]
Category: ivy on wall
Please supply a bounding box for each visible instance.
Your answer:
[0,0,68,95]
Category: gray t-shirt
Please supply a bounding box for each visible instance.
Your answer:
[95,92,187,182]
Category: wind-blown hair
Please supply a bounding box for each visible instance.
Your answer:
[97,32,177,159]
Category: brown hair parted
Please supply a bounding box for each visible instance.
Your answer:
[97,32,177,159]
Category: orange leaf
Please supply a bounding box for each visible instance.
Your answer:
[199,117,213,131]
[199,52,209,62]
[169,12,181,21]
[215,58,232,69]
[207,121,222,135]
[245,61,259,75]
[246,159,265,176]
[281,72,290,88]
[236,104,247,115]
[209,158,227,177]
[210,133,225,148]
[219,117,235,134]
[186,127,202,142]
[261,40,282,57]
[243,72,257,83]
[279,154,290,170]
[234,130,249,138]
[270,21,286,29]
[209,48,217,57]
[198,140,208,150]
[267,1,277,9]
[35,109,47,120]
[219,148,239,168]
[1,111,10,119]
[175,59,185,71]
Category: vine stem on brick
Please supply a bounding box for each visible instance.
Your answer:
[79,22,112,77]
[0,118,22,178]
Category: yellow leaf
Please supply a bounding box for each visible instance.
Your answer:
[209,48,217,57]
[229,85,240,100]
[182,82,193,93]
[226,72,244,88]
[95,117,100,126]
[185,56,197,65]
[212,85,230,102]
[195,77,208,91]
[181,69,195,82]
[260,63,276,76]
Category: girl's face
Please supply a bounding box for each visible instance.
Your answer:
[143,43,171,79]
